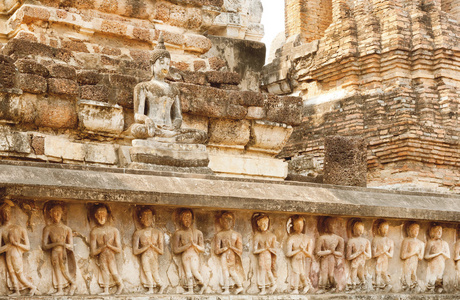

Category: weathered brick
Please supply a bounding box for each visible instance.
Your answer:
[77,70,103,85]
[15,59,49,77]
[17,74,47,94]
[31,135,45,155]
[35,98,78,129]
[181,70,207,85]
[205,71,241,85]
[62,40,89,53]
[264,94,302,126]
[48,78,78,95]
[2,39,72,62]
[208,56,226,71]
[0,55,16,89]
[80,85,110,102]
[48,64,77,79]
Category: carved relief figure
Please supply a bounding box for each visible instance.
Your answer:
[42,203,77,295]
[346,219,371,291]
[400,222,424,291]
[130,33,206,144]
[252,213,277,295]
[424,224,450,292]
[455,227,460,290]
[132,207,165,294]
[0,202,37,296]
[315,217,344,293]
[285,215,313,294]
[89,204,124,295]
[172,209,205,294]
[214,212,244,294]
[371,220,394,291]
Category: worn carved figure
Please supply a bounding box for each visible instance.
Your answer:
[130,33,206,144]
[371,220,394,291]
[455,227,460,290]
[0,203,37,296]
[315,217,344,293]
[285,215,313,294]
[90,204,124,295]
[214,212,244,294]
[424,224,450,293]
[172,209,205,294]
[252,213,277,295]
[346,220,371,291]
[400,222,424,291]
[133,207,165,294]
[42,203,77,295]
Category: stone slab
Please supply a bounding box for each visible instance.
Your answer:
[1,162,460,222]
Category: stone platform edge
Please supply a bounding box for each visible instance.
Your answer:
[0,161,460,222]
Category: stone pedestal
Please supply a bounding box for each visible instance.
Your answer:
[129,139,212,174]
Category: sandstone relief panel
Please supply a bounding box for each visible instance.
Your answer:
[0,200,458,296]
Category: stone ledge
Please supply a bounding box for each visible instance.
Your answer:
[0,293,458,299]
[1,161,460,222]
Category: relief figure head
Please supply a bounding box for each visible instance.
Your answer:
[140,208,154,228]
[377,221,389,237]
[407,222,420,238]
[352,221,364,237]
[292,215,305,234]
[179,209,193,229]
[256,215,270,232]
[220,212,235,231]
[50,204,63,224]
[429,224,442,240]
[1,204,11,224]
[95,206,108,226]
[324,217,337,234]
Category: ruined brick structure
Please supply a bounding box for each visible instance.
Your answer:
[263,0,460,193]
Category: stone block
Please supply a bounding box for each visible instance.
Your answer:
[48,64,77,79]
[115,87,134,108]
[35,97,78,129]
[181,70,207,85]
[246,106,265,119]
[80,85,110,102]
[264,94,303,126]
[130,140,209,168]
[62,40,89,53]
[208,56,226,70]
[48,78,79,96]
[182,113,209,133]
[44,135,118,164]
[2,39,72,62]
[323,136,367,187]
[17,74,47,94]
[0,55,16,89]
[208,119,250,147]
[193,60,206,71]
[44,136,84,161]
[85,143,118,165]
[0,128,31,154]
[239,91,265,106]
[247,120,294,155]
[178,83,247,119]
[77,70,103,85]
[31,135,44,155]
[77,100,124,134]
[15,59,49,77]
[205,71,241,85]
[208,150,288,179]
[184,34,212,52]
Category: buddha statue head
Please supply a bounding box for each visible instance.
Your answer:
[151,33,171,80]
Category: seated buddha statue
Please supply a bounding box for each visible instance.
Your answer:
[130,34,206,144]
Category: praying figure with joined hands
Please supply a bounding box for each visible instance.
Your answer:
[346,220,371,291]
[285,215,313,294]
[0,203,37,296]
[90,204,124,295]
[172,209,205,294]
[371,220,394,291]
[133,207,165,294]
